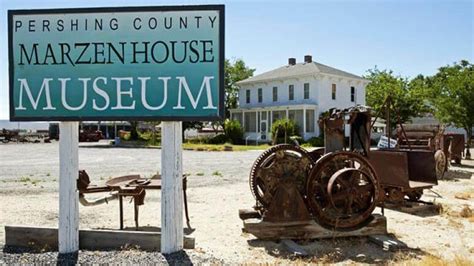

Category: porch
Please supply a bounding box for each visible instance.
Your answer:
[229,104,319,142]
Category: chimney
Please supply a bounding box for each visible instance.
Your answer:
[304,55,312,63]
[288,58,296,65]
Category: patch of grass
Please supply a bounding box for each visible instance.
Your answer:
[412,255,474,266]
[196,172,204,176]
[182,143,270,151]
[19,176,31,183]
[212,171,223,177]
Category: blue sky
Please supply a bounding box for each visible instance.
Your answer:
[0,0,472,120]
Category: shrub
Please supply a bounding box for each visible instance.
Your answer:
[306,136,324,147]
[207,134,228,144]
[224,119,244,144]
[271,118,300,144]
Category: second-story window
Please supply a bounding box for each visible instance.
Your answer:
[273,87,278,102]
[246,89,250,104]
[351,86,355,102]
[258,88,262,103]
[331,84,336,100]
[304,83,310,99]
[289,85,294,101]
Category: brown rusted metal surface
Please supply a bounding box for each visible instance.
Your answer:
[243,103,442,238]
[444,133,465,164]
[368,150,410,188]
[77,170,192,229]
[408,150,439,185]
[307,151,380,230]
[323,117,345,153]
[249,144,314,210]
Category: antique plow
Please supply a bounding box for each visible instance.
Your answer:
[77,170,191,230]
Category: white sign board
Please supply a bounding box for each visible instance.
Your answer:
[377,135,398,149]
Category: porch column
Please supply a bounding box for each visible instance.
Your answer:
[266,111,269,134]
[303,107,306,139]
[242,111,246,132]
[286,109,289,119]
[255,112,258,133]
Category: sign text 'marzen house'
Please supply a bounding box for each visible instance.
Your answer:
[8,6,224,121]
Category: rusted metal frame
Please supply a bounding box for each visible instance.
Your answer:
[370,96,389,130]
[182,176,192,229]
[119,195,124,230]
[394,107,411,150]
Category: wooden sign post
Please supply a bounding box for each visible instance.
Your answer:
[58,122,79,253]
[8,5,224,254]
[161,121,183,253]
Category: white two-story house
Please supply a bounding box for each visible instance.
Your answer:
[229,55,369,142]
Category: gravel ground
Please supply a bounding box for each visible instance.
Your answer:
[0,142,473,264]
[0,246,223,265]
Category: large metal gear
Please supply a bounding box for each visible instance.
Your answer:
[306,151,380,230]
[249,144,314,210]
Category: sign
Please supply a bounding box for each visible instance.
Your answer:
[377,135,398,149]
[8,5,224,121]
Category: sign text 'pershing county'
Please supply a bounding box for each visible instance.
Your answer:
[8,5,224,121]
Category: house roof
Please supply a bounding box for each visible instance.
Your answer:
[236,61,367,86]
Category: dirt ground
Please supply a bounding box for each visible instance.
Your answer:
[0,142,473,264]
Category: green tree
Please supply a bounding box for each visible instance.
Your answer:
[427,60,474,158]
[364,68,428,128]
[224,58,255,118]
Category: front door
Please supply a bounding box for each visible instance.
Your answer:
[260,120,267,140]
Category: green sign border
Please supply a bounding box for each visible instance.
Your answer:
[8,5,225,121]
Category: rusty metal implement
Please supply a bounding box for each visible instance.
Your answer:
[245,104,440,236]
[77,170,191,230]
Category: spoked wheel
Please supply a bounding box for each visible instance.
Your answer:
[306,151,380,230]
[434,150,447,179]
[249,144,314,209]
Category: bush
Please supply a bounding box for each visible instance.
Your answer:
[306,136,324,147]
[271,118,300,144]
[207,134,228,144]
[224,119,244,144]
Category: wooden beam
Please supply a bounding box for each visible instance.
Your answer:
[5,226,195,251]
[161,121,184,254]
[242,214,387,240]
[58,122,79,254]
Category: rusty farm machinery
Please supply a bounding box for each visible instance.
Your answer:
[239,105,441,240]
[77,170,192,230]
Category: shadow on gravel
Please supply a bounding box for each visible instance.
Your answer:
[163,250,192,266]
[57,252,78,266]
[443,170,472,181]
[247,236,428,264]
[454,163,474,170]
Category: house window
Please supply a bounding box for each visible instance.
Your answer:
[304,83,310,99]
[244,112,257,132]
[305,109,315,133]
[246,89,250,104]
[331,84,336,100]
[351,86,355,102]
[289,85,294,101]
[273,87,278,102]
[258,88,262,103]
